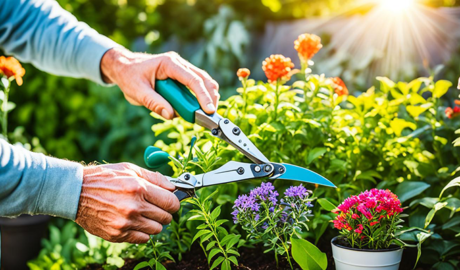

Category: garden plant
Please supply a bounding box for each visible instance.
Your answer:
[25,29,460,270]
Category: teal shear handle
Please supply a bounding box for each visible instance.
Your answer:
[155,79,201,123]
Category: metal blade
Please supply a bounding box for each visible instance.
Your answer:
[270,163,336,188]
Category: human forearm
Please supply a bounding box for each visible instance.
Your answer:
[0,0,120,84]
[0,139,83,220]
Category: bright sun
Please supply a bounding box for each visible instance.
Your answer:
[378,0,415,12]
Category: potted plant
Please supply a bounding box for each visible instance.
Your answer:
[330,189,405,270]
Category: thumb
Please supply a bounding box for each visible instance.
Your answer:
[139,82,175,119]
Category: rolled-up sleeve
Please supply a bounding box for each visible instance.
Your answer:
[0,0,121,85]
[0,139,83,220]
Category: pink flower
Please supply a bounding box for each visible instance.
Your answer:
[351,213,360,219]
[370,221,379,226]
[354,224,363,234]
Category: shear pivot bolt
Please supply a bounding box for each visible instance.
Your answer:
[232,127,241,135]
[264,165,272,172]
[211,129,219,136]
[237,167,245,175]
[254,166,261,173]
[279,167,285,173]
[184,174,190,180]
[224,119,229,124]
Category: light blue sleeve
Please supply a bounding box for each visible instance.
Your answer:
[0,0,121,85]
[0,139,84,220]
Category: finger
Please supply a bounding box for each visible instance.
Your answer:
[144,184,181,214]
[131,216,165,235]
[141,205,173,225]
[122,231,151,244]
[138,81,175,119]
[158,56,215,114]
[176,58,220,107]
[136,167,176,191]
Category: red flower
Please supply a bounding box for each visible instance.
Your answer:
[370,221,379,226]
[351,213,360,219]
[446,106,460,119]
[0,56,25,86]
[294,33,322,61]
[354,224,363,234]
[262,54,294,83]
[237,68,250,79]
[330,77,349,96]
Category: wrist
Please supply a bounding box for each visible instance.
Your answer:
[100,47,132,84]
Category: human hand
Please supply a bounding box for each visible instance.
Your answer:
[75,163,180,244]
[100,47,220,119]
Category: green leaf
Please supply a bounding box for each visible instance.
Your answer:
[440,177,460,198]
[227,249,240,256]
[221,259,231,270]
[413,232,432,269]
[390,119,417,136]
[208,249,223,265]
[192,230,211,243]
[432,80,452,98]
[228,256,238,266]
[306,147,327,165]
[211,205,222,221]
[210,256,225,270]
[425,202,448,228]
[407,105,429,118]
[291,238,327,270]
[188,214,206,221]
[395,181,430,203]
[317,198,337,212]
[220,234,235,246]
[226,235,241,250]
[133,261,150,270]
[207,241,217,251]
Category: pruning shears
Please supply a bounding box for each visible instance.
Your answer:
[144,79,336,201]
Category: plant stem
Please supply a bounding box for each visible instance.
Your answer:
[2,84,9,140]
[274,79,280,120]
[201,204,228,262]
[242,78,248,116]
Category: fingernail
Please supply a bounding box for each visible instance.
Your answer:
[207,103,216,112]
[161,109,170,119]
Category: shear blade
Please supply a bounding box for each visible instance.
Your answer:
[273,163,336,188]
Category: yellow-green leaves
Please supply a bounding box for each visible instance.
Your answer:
[291,238,327,270]
[439,176,460,198]
[390,118,417,136]
[432,80,452,98]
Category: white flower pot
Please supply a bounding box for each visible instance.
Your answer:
[331,236,403,270]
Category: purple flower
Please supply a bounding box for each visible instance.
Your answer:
[250,182,278,205]
[231,210,239,223]
[255,214,260,221]
[261,222,268,230]
[284,184,310,199]
[269,207,275,213]
[280,212,288,223]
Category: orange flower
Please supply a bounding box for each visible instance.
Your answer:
[455,100,460,106]
[446,106,460,119]
[262,54,294,83]
[294,33,322,61]
[0,56,25,86]
[330,77,349,96]
[237,68,250,79]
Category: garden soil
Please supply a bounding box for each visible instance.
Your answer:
[85,242,426,270]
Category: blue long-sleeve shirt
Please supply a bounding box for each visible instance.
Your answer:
[0,0,120,220]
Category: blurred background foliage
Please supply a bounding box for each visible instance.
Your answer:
[7,0,460,165]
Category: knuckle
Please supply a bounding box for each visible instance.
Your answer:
[141,95,160,113]
[123,206,139,218]
[126,182,142,194]
[112,218,130,230]
[163,194,180,213]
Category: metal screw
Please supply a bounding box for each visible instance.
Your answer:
[243,143,247,147]
[264,165,272,172]
[279,167,285,173]
[238,139,242,143]
[184,174,190,180]
[254,166,261,173]
[224,119,229,124]
[237,167,245,175]
[211,129,219,136]
[232,127,241,135]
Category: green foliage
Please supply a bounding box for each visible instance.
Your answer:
[27,220,129,270]
[188,190,241,270]
[291,238,327,270]
[150,69,460,268]
[167,208,193,261]
[133,238,175,270]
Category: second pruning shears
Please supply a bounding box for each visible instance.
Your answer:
[144,79,336,201]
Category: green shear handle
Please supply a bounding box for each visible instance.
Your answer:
[155,79,201,123]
